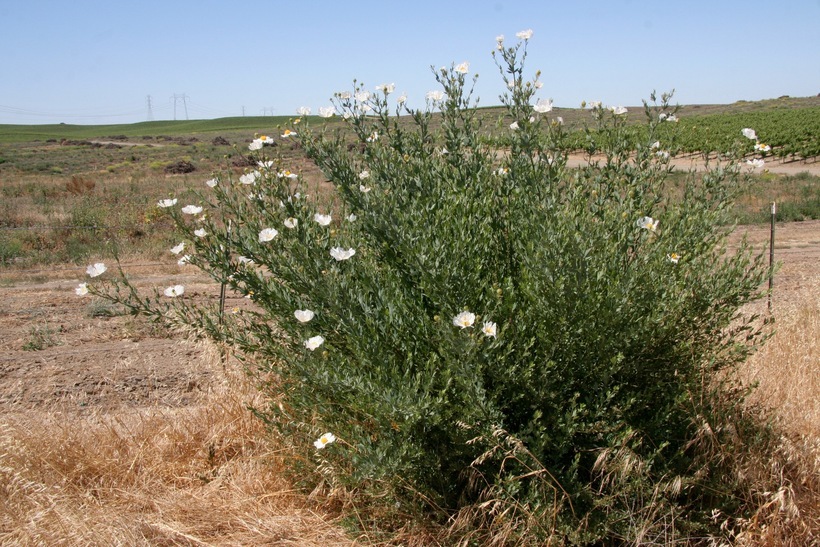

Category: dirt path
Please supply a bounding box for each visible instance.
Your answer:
[564,153,820,176]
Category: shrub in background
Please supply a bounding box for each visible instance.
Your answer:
[91,33,769,544]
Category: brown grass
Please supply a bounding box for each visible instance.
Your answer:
[0,344,352,546]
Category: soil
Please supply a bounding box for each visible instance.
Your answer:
[1,221,818,414]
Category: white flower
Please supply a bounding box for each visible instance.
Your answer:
[426,90,444,102]
[170,242,185,255]
[754,142,771,152]
[495,167,509,176]
[194,228,207,238]
[157,198,177,208]
[651,141,661,149]
[376,83,395,94]
[237,256,254,265]
[304,335,325,351]
[741,128,757,140]
[259,228,279,242]
[495,34,505,45]
[588,100,602,109]
[318,106,335,118]
[397,93,407,105]
[636,216,659,232]
[366,131,379,142]
[248,139,263,151]
[296,106,311,116]
[534,81,544,89]
[482,321,498,338]
[284,217,298,229]
[452,311,476,328]
[555,116,564,125]
[359,185,371,193]
[455,62,470,74]
[164,285,184,297]
[667,252,681,264]
[258,160,275,169]
[314,432,336,449]
[337,91,351,100]
[294,309,315,323]
[177,255,191,266]
[656,150,670,159]
[346,213,357,222]
[281,129,297,139]
[330,247,356,261]
[358,170,370,180]
[75,283,89,296]
[611,105,628,115]
[746,158,765,169]
[181,205,203,215]
[516,28,533,40]
[239,171,260,185]
[205,177,218,188]
[509,121,519,131]
[355,91,371,102]
[665,114,678,122]
[86,262,107,277]
[314,213,332,226]
[534,98,553,113]
[277,170,298,180]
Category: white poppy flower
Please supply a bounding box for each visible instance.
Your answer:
[314,213,332,226]
[358,170,370,180]
[177,255,191,266]
[318,106,335,118]
[455,62,470,74]
[534,98,553,113]
[452,311,476,328]
[194,228,207,238]
[636,216,659,232]
[741,128,757,140]
[249,139,263,151]
[157,198,178,208]
[495,167,509,176]
[346,213,357,222]
[281,129,297,139]
[337,91,351,100]
[75,283,89,296]
[304,335,325,351]
[314,432,336,449]
[284,217,298,229]
[259,228,278,242]
[239,171,260,185]
[426,90,444,102]
[746,158,765,169]
[667,252,681,264]
[296,106,311,116]
[277,170,298,180]
[397,93,407,105]
[611,106,628,115]
[516,29,533,40]
[754,143,771,152]
[294,309,315,323]
[359,185,371,193]
[86,262,107,277]
[170,243,185,255]
[181,205,203,215]
[164,285,184,297]
[330,247,356,261]
[205,178,218,188]
[376,83,395,94]
[355,91,371,102]
[482,321,498,338]
[366,131,379,142]
[509,121,519,131]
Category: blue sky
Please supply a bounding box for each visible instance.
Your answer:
[1,0,818,125]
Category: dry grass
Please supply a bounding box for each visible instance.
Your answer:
[0,344,352,546]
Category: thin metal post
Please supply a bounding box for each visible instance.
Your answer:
[768,202,775,313]
[219,220,231,325]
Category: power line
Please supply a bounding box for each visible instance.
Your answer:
[146,95,153,121]
[171,93,189,120]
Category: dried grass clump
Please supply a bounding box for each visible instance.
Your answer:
[0,346,351,546]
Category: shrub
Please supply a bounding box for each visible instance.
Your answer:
[92,33,769,543]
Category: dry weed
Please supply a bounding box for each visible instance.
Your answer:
[0,344,352,546]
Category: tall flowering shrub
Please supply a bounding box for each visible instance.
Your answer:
[89,33,769,543]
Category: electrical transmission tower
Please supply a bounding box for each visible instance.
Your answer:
[171,93,189,120]
[146,95,153,121]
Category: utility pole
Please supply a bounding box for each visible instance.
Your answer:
[242,105,245,117]
[171,93,189,120]
[146,95,153,121]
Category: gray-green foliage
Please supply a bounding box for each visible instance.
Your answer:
[96,36,769,543]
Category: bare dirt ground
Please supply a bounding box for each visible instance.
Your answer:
[564,153,820,176]
[1,220,817,415]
